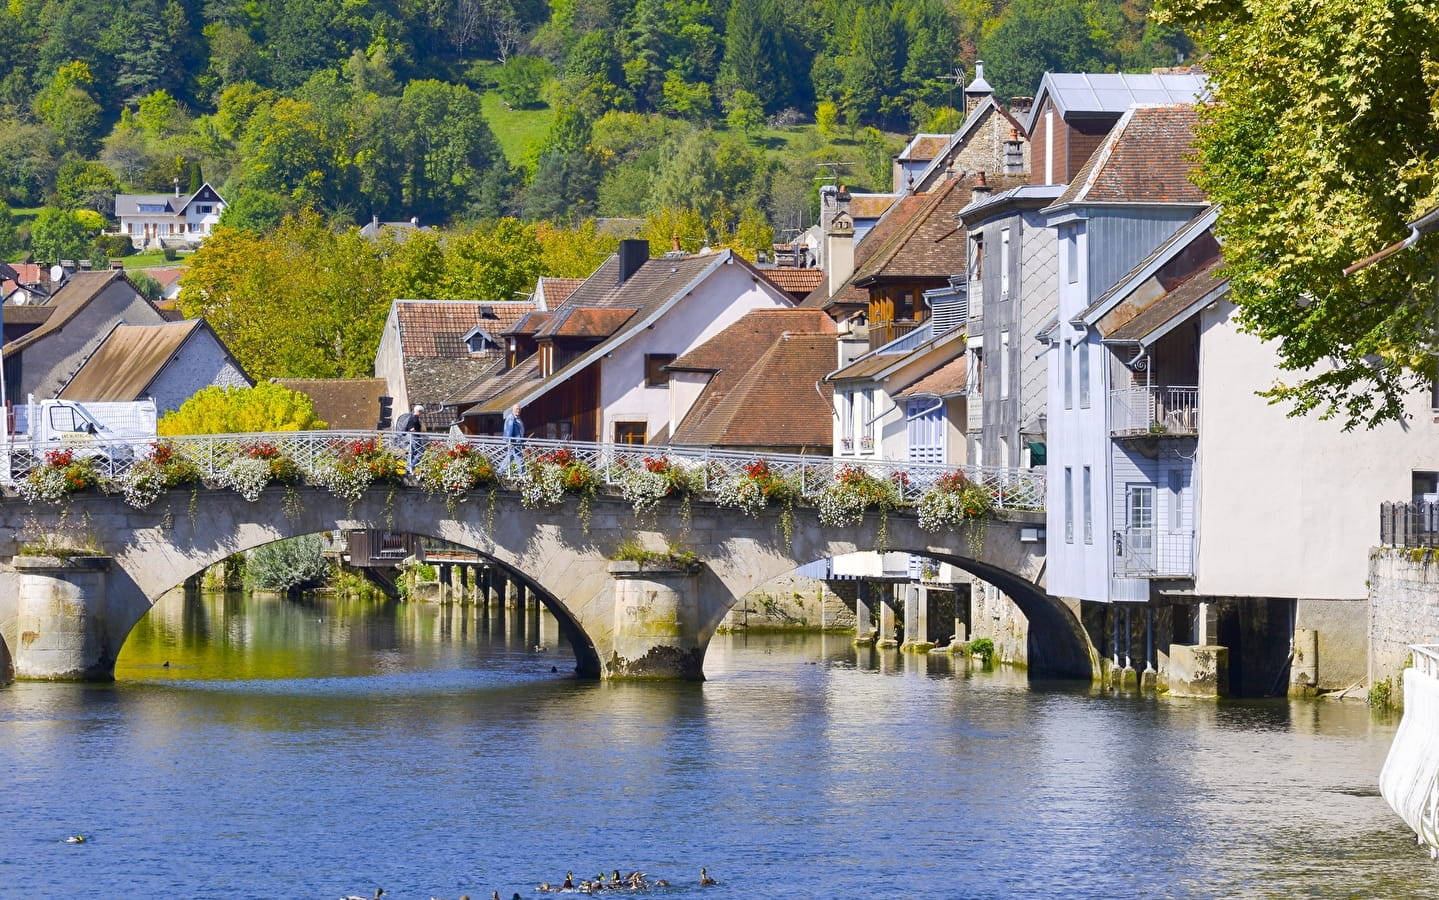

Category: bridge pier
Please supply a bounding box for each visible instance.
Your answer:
[11,555,118,681]
[605,561,706,679]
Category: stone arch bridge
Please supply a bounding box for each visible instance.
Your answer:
[0,435,1086,682]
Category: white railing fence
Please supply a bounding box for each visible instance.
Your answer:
[0,431,1047,511]
[1109,385,1200,434]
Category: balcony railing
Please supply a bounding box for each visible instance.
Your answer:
[1113,528,1194,578]
[1110,385,1199,436]
[1380,501,1439,549]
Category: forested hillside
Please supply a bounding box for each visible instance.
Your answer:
[0,0,1189,257]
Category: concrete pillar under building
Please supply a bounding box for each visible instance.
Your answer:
[1290,627,1319,696]
[877,591,898,649]
[901,584,933,652]
[1194,601,1219,645]
[854,582,875,646]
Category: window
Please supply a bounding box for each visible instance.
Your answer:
[1064,467,1074,543]
[1431,373,1438,411]
[840,392,855,451]
[614,422,646,444]
[1066,228,1079,284]
[195,204,212,214]
[1168,469,1185,532]
[645,353,676,386]
[1127,485,1156,553]
[1078,341,1090,408]
[1063,340,1073,409]
[1000,330,1011,399]
[1083,466,1093,544]
[1000,228,1011,297]
[858,390,875,451]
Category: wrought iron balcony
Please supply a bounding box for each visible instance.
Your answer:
[1113,528,1195,578]
[1109,385,1199,437]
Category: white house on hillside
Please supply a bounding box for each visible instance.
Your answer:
[114,183,227,248]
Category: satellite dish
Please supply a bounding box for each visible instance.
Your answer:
[12,290,26,306]
[49,265,64,283]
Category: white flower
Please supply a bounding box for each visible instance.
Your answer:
[620,467,672,514]
[713,473,768,517]
[517,463,565,508]
[120,459,167,509]
[217,457,273,502]
[18,466,69,504]
[917,488,970,532]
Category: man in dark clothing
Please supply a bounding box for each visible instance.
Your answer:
[395,404,424,469]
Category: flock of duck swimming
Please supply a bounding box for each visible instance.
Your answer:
[342,869,719,900]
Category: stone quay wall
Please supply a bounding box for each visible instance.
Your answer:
[1370,548,1439,707]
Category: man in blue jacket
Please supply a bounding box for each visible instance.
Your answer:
[502,404,524,473]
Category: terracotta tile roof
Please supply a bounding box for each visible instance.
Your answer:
[475,251,740,414]
[755,267,825,299]
[898,135,950,160]
[669,309,835,371]
[395,300,536,357]
[278,377,388,430]
[59,321,204,400]
[850,173,1027,286]
[507,310,552,335]
[671,332,837,450]
[799,193,932,310]
[850,194,899,219]
[147,267,184,287]
[537,277,585,307]
[1053,105,1205,207]
[535,306,637,338]
[895,356,968,398]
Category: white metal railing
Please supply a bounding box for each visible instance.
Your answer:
[0,431,1046,511]
[1113,528,1194,578]
[1109,385,1200,435]
[1413,645,1439,680]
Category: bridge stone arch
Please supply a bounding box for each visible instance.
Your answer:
[0,487,1092,681]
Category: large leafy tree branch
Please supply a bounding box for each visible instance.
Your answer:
[1157,0,1439,428]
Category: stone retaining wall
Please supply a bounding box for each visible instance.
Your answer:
[1370,548,1439,707]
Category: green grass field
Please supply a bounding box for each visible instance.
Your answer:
[122,250,188,270]
[480,91,556,167]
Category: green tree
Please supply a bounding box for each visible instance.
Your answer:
[724,90,764,140]
[29,207,93,262]
[0,202,19,260]
[218,188,292,233]
[1156,0,1439,427]
[158,382,328,435]
[53,159,122,215]
[494,55,553,108]
[33,62,104,155]
[980,0,1120,102]
[246,535,332,593]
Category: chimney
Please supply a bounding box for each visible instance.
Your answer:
[970,171,992,204]
[173,176,180,198]
[1004,128,1025,175]
[964,61,994,118]
[1009,96,1034,119]
[671,234,682,253]
[825,185,856,299]
[617,238,649,285]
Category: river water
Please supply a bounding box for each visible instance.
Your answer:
[1,589,1432,899]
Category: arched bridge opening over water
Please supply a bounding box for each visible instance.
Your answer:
[0,433,1087,682]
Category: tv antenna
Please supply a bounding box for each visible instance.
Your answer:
[814,161,854,184]
[938,66,966,110]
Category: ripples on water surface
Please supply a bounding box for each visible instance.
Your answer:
[0,591,1431,899]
